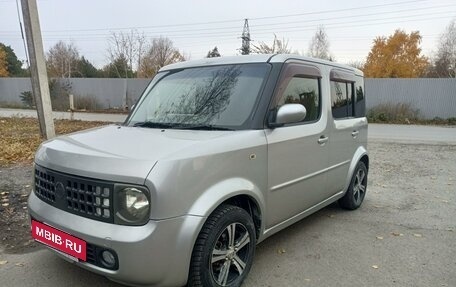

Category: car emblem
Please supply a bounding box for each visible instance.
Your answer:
[55,182,65,199]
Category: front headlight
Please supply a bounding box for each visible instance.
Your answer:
[115,186,150,225]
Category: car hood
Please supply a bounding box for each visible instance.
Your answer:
[35,125,233,185]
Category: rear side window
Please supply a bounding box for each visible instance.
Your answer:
[330,68,366,119]
[331,81,354,119]
[277,77,320,122]
[354,77,366,117]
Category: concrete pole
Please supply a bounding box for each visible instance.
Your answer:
[21,0,55,139]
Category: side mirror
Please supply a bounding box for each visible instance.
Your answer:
[271,104,306,127]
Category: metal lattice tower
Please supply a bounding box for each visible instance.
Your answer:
[240,19,251,55]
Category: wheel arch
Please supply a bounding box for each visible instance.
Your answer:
[187,177,265,242]
[343,146,369,194]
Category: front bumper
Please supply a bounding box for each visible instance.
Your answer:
[28,192,205,287]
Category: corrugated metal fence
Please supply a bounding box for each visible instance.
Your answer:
[0,78,150,109]
[365,78,456,119]
[1,77,455,119]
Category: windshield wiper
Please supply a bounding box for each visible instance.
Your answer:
[132,121,176,129]
[178,124,234,131]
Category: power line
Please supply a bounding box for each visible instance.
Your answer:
[1,0,429,33]
[8,11,451,40]
[1,3,450,37]
[15,0,29,68]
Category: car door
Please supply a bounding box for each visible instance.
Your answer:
[327,69,364,193]
[265,63,330,228]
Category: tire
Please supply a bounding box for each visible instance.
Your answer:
[339,161,368,210]
[187,204,256,287]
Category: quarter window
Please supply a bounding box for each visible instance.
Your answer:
[277,77,320,122]
[331,81,354,119]
[354,78,365,117]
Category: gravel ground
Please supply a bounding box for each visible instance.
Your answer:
[0,142,455,286]
[0,165,39,254]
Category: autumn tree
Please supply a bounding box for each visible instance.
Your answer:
[0,46,8,77]
[0,43,25,76]
[139,37,185,78]
[252,34,292,54]
[47,41,80,77]
[107,30,147,78]
[207,46,221,58]
[428,19,456,78]
[364,30,429,78]
[308,26,332,60]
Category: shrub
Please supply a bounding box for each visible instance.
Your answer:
[367,103,420,124]
[19,91,34,108]
[74,94,101,110]
[49,79,72,111]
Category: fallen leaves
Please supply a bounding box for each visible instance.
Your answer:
[0,260,7,265]
[0,117,108,166]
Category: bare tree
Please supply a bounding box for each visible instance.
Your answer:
[308,26,332,61]
[430,19,456,77]
[107,30,146,78]
[252,34,292,54]
[139,37,185,78]
[47,41,80,78]
[346,60,365,71]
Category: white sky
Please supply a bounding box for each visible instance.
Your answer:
[0,0,455,68]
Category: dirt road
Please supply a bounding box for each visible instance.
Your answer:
[0,141,455,286]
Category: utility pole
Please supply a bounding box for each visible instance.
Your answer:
[21,0,55,139]
[240,19,251,55]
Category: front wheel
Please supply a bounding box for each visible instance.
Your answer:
[339,161,368,210]
[188,204,256,287]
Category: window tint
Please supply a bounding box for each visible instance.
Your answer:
[354,77,366,117]
[127,64,270,129]
[331,81,354,119]
[277,77,320,122]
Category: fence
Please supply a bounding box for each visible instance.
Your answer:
[0,77,455,119]
[364,78,456,119]
[0,77,150,110]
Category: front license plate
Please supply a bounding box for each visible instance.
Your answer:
[31,220,87,261]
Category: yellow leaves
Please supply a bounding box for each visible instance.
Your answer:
[0,117,107,166]
[364,29,429,78]
[0,46,8,77]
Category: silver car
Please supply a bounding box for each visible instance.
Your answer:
[28,54,368,287]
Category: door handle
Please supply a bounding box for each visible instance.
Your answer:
[318,136,329,145]
[351,130,359,138]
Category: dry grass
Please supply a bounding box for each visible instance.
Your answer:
[0,117,109,166]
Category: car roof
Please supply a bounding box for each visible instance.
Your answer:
[159,54,363,75]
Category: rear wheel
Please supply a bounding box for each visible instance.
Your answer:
[339,161,368,210]
[188,204,256,287]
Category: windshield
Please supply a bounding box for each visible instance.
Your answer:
[127,63,270,130]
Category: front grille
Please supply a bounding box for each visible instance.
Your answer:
[34,165,114,223]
